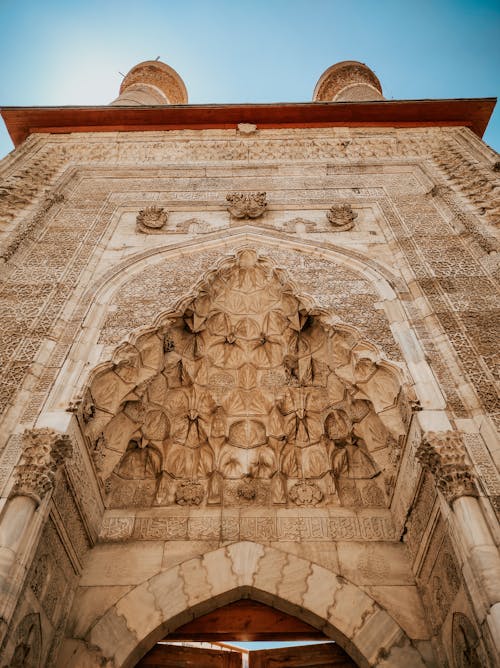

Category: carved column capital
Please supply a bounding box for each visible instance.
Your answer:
[416,431,478,504]
[11,428,72,505]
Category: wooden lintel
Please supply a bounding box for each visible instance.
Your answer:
[165,600,324,642]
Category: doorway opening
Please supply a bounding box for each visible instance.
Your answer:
[135,600,358,667]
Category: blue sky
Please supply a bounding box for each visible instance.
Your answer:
[0,0,498,158]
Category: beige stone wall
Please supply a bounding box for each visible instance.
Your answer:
[0,125,498,667]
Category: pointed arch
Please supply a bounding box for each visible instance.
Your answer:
[66,542,427,668]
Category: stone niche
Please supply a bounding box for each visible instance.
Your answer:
[79,249,410,511]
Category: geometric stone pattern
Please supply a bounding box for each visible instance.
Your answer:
[313,61,383,102]
[0,121,499,668]
[415,516,462,634]
[0,127,498,434]
[0,517,78,667]
[83,248,406,511]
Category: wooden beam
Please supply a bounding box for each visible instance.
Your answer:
[249,643,357,667]
[1,97,496,146]
[166,600,325,641]
[136,644,241,667]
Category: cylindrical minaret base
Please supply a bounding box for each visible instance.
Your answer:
[111,60,188,106]
[313,61,384,102]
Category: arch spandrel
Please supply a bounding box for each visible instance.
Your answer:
[77,248,413,512]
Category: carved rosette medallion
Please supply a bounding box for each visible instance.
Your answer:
[175,480,204,506]
[226,192,267,219]
[11,428,72,505]
[416,431,478,504]
[326,204,357,231]
[289,481,323,506]
[136,206,169,233]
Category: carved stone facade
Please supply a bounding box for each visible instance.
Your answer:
[416,431,478,504]
[81,248,403,514]
[226,192,268,218]
[0,60,498,667]
[135,205,169,233]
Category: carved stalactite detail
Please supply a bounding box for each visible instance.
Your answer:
[11,428,72,505]
[416,431,478,504]
[81,249,409,509]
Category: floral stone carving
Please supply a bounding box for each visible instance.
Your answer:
[175,480,204,505]
[289,480,323,506]
[83,248,408,510]
[237,477,257,500]
[136,205,169,233]
[326,204,357,231]
[416,431,478,503]
[226,192,267,218]
[11,428,72,505]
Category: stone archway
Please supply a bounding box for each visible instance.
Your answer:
[59,542,428,668]
[54,245,433,667]
[137,599,356,667]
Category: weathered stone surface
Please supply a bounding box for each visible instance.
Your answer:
[79,542,164,586]
[352,607,403,666]
[227,541,265,587]
[302,562,341,620]
[66,585,132,638]
[337,542,415,585]
[202,547,239,598]
[0,60,499,667]
[88,606,138,664]
[162,540,218,569]
[365,585,430,640]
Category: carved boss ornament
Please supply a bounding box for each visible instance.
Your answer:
[226,192,267,218]
[82,249,409,510]
[136,205,169,233]
[326,204,357,231]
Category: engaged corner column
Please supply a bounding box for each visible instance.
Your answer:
[0,428,72,630]
[417,430,500,655]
